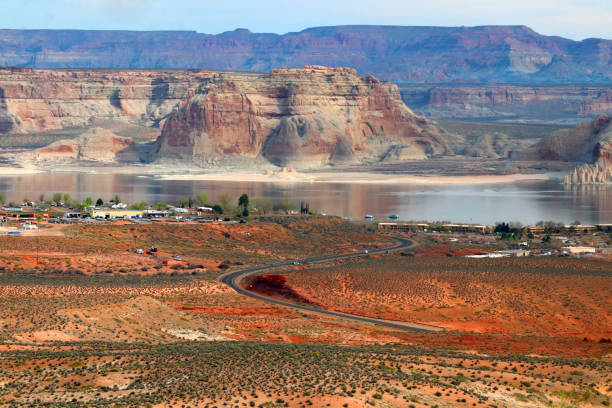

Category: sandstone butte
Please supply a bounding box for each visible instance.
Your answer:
[529,114,612,185]
[154,66,451,167]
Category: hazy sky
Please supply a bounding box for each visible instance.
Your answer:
[1,0,611,40]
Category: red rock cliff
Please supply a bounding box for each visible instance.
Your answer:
[155,66,450,167]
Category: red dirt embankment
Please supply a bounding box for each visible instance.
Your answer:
[243,274,317,305]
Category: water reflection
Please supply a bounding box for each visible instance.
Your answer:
[0,172,610,225]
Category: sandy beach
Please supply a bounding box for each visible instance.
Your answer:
[157,170,552,185]
[0,166,43,175]
[0,162,554,185]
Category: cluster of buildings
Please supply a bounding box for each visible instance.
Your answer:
[0,203,215,223]
[378,222,612,235]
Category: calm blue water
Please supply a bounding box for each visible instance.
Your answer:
[0,172,610,225]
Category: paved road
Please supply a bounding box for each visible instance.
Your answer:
[220,237,444,333]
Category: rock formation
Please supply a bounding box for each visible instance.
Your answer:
[17,127,140,163]
[154,66,450,168]
[401,85,612,122]
[1,26,612,84]
[462,133,521,159]
[564,162,612,185]
[531,115,612,163]
[0,68,212,135]
[528,114,612,184]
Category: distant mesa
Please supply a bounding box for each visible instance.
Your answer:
[1,25,612,84]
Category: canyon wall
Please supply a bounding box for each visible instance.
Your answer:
[0,68,212,135]
[2,26,612,84]
[154,66,450,168]
[401,85,612,122]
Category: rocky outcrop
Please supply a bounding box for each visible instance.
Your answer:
[153,66,450,168]
[400,85,612,122]
[529,115,612,184]
[2,26,612,84]
[0,68,212,135]
[462,133,521,159]
[17,127,140,163]
[564,161,612,185]
[531,115,612,163]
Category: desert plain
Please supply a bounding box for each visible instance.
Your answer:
[0,215,609,407]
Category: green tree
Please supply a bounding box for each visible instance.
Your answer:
[274,199,295,214]
[96,198,104,207]
[212,204,223,215]
[129,201,148,210]
[52,193,62,205]
[83,197,93,207]
[238,193,249,209]
[178,198,189,208]
[0,193,4,204]
[153,202,168,211]
[63,194,71,205]
[196,193,209,207]
[218,193,235,214]
[112,194,120,204]
[253,198,273,215]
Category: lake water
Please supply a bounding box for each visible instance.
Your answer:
[0,172,611,225]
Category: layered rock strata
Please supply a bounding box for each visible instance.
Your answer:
[0,68,212,134]
[18,127,140,163]
[154,66,450,168]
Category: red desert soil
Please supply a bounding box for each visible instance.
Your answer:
[242,273,317,305]
[280,255,612,357]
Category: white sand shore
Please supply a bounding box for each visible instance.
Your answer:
[0,166,42,175]
[157,171,552,184]
[0,163,554,184]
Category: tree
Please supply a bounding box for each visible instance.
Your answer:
[112,194,121,204]
[212,204,223,215]
[63,194,71,205]
[188,197,195,208]
[238,194,249,209]
[0,193,3,204]
[300,201,310,214]
[129,201,148,210]
[494,222,510,234]
[218,193,236,215]
[253,198,273,215]
[52,193,62,205]
[274,199,295,214]
[96,198,104,207]
[178,198,189,208]
[196,193,209,207]
[153,202,168,211]
[83,197,93,207]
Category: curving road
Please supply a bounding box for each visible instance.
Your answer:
[220,237,444,333]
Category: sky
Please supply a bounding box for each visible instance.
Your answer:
[1,0,611,40]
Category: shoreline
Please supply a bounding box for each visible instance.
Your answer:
[0,164,557,184]
[155,171,554,185]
